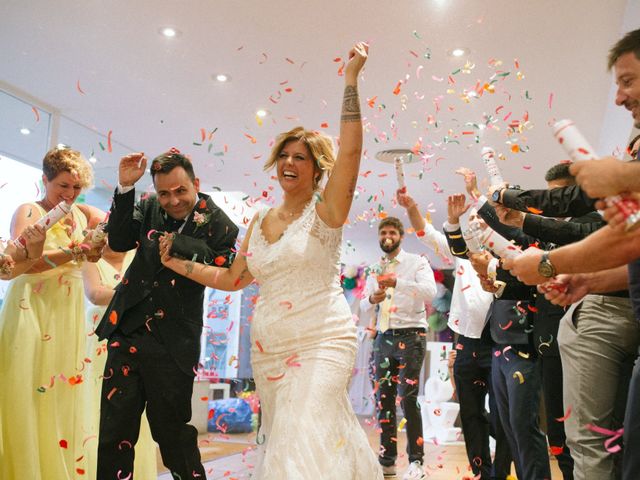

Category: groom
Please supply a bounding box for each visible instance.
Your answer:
[95,150,238,479]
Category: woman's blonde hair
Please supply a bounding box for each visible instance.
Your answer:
[264,127,335,186]
[42,146,94,189]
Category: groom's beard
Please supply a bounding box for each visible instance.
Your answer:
[380,239,400,254]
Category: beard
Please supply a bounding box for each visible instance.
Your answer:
[380,239,400,253]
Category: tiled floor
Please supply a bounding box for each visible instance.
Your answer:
[158,416,563,479]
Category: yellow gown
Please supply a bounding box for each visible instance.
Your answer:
[0,203,88,479]
[83,251,157,479]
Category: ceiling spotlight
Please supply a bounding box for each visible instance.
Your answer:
[215,73,230,83]
[20,127,31,135]
[256,109,269,118]
[89,156,97,164]
[159,26,180,38]
[450,48,469,57]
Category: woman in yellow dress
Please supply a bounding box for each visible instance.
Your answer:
[0,146,105,479]
[82,244,158,479]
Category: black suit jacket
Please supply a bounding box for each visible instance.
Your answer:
[501,185,597,217]
[95,189,239,375]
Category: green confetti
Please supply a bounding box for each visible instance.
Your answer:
[98,142,105,151]
[451,68,461,75]
[192,142,202,146]
[412,30,421,40]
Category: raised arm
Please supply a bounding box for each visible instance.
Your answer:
[397,189,453,263]
[319,42,368,228]
[160,215,257,291]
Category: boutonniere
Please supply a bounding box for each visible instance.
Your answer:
[193,211,211,230]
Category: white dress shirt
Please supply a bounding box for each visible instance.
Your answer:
[420,221,492,339]
[361,249,437,331]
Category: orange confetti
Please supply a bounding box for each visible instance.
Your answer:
[107,130,113,153]
[255,340,264,353]
[526,206,543,214]
[109,311,118,325]
[244,133,257,144]
[392,81,402,95]
[76,79,85,95]
[267,372,286,381]
[32,106,40,122]
[320,122,328,128]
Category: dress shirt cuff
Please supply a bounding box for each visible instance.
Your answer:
[443,221,460,232]
[117,183,135,194]
[475,195,488,208]
[487,257,500,280]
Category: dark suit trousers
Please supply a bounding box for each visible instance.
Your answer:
[454,334,512,479]
[623,357,640,480]
[97,327,205,479]
[492,346,551,480]
[540,354,574,479]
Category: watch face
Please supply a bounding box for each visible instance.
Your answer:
[492,190,501,202]
[538,261,555,278]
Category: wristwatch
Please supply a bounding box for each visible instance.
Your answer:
[491,188,504,204]
[537,251,556,278]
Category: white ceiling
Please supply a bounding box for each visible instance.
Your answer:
[1,0,638,267]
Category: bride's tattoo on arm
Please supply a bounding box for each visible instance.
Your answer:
[341,86,361,123]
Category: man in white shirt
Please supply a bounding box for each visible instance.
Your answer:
[398,190,513,480]
[361,217,437,480]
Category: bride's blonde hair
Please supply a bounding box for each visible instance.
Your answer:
[264,127,335,187]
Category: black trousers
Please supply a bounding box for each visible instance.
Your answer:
[492,346,551,480]
[454,334,512,480]
[623,356,640,480]
[540,354,574,479]
[97,327,205,479]
[374,329,426,466]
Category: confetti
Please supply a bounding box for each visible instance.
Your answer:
[76,79,85,95]
[513,371,524,384]
[556,406,572,422]
[107,130,113,153]
[32,106,40,122]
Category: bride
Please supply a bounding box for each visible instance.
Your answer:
[160,41,382,479]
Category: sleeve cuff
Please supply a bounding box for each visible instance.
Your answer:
[443,221,460,232]
[117,183,135,194]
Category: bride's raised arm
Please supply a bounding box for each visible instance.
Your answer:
[318,42,368,228]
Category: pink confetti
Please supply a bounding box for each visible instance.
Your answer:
[548,93,554,109]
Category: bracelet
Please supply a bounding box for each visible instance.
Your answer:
[68,242,87,263]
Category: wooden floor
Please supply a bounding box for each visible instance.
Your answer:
[157,416,563,479]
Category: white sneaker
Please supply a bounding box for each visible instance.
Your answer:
[402,461,425,480]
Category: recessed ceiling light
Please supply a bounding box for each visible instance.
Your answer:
[159,26,180,38]
[256,109,269,118]
[20,127,31,135]
[214,73,230,83]
[449,48,469,57]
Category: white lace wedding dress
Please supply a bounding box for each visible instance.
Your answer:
[247,201,383,479]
